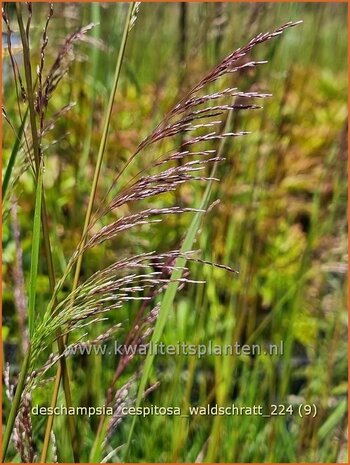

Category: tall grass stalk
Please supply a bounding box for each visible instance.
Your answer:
[41,3,135,461]
[1,160,43,461]
[2,4,346,461]
[78,2,101,182]
[72,2,134,294]
[124,101,235,461]
[15,3,79,461]
[27,162,43,339]
[2,108,28,199]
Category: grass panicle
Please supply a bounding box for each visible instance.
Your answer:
[4,7,344,463]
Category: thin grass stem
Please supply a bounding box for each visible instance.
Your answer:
[2,108,28,199]
[15,4,79,462]
[43,3,135,461]
[124,105,235,460]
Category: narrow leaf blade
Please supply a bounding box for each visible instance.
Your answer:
[28,163,43,339]
[2,108,28,199]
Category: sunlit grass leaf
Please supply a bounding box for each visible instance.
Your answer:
[28,162,43,339]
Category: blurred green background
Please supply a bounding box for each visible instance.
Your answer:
[2,2,348,463]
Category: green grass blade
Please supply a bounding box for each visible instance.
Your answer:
[28,162,43,338]
[318,399,347,441]
[124,178,215,458]
[124,104,234,457]
[2,108,28,199]
[45,5,135,462]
